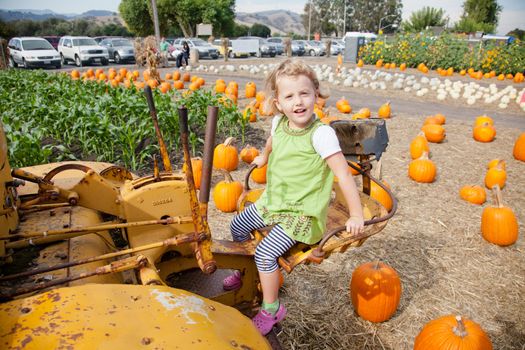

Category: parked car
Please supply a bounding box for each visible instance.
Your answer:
[7,37,61,69]
[265,38,284,55]
[93,36,122,44]
[212,39,249,58]
[98,38,135,64]
[294,40,325,56]
[236,36,276,57]
[42,36,61,50]
[58,36,109,67]
[320,40,341,55]
[171,38,219,59]
[332,39,345,54]
[58,36,109,66]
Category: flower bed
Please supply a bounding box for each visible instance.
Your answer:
[359,33,525,75]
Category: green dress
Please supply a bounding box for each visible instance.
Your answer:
[256,116,335,244]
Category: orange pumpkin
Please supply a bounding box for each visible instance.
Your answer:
[213,137,239,171]
[421,124,446,143]
[370,180,393,211]
[378,101,391,118]
[213,170,243,213]
[182,157,203,189]
[474,115,493,127]
[481,185,519,246]
[433,113,446,124]
[251,164,267,184]
[336,97,351,113]
[409,152,436,183]
[459,185,486,205]
[245,82,256,98]
[484,160,506,189]
[410,132,430,159]
[240,145,259,164]
[473,122,496,142]
[358,107,371,118]
[423,116,441,125]
[243,104,257,123]
[350,261,401,323]
[513,132,525,161]
[70,70,80,79]
[414,315,493,350]
[487,159,505,170]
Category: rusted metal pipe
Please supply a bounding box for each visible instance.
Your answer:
[0,232,204,281]
[199,106,218,207]
[1,215,194,241]
[178,106,216,275]
[0,255,148,300]
[144,85,172,172]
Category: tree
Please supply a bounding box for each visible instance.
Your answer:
[119,0,154,36]
[303,0,403,36]
[454,0,501,34]
[402,7,448,32]
[461,0,502,26]
[232,23,250,37]
[250,23,271,37]
[507,28,525,41]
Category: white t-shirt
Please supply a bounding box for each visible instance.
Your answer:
[271,116,341,159]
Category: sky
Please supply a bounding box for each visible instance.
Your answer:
[0,0,523,35]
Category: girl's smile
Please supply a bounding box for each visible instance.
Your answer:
[274,74,318,129]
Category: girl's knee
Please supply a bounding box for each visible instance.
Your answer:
[254,246,279,273]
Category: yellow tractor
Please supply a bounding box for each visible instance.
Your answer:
[0,87,396,349]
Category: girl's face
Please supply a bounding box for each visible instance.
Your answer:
[274,74,318,129]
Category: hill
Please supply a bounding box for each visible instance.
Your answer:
[236,10,305,36]
[0,9,116,22]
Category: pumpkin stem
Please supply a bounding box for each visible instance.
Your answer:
[223,137,236,147]
[417,131,427,140]
[219,169,234,183]
[452,315,468,338]
[374,159,383,179]
[419,151,430,160]
[492,185,504,208]
[374,261,381,269]
[496,159,505,170]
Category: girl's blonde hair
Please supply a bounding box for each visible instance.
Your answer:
[264,59,328,115]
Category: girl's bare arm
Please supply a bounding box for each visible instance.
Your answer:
[252,135,272,168]
[325,151,364,235]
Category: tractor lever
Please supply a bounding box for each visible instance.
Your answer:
[144,85,172,172]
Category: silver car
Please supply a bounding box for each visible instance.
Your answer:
[8,37,61,69]
[172,38,219,59]
[99,38,136,64]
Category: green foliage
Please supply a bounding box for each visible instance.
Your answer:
[359,32,525,74]
[121,0,236,38]
[119,0,154,37]
[250,23,271,38]
[454,17,495,34]
[461,0,502,26]
[0,70,247,171]
[232,23,250,37]
[507,28,525,41]
[402,7,448,32]
[3,17,131,37]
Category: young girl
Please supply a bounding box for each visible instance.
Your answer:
[223,59,365,335]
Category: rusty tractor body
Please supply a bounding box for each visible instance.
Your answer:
[0,88,396,349]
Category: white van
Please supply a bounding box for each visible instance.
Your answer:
[58,36,109,67]
[8,37,61,69]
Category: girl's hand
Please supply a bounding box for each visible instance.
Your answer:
[251,155,267,168]
[345,216,365,235]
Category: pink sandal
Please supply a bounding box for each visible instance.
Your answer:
[252,303,287,335]
[223,270,242,291]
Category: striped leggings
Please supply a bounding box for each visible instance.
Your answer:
[231,204,296,273]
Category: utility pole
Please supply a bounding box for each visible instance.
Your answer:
[307,0,312,41]
[151,0,161,46]
[343,0,346,36]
